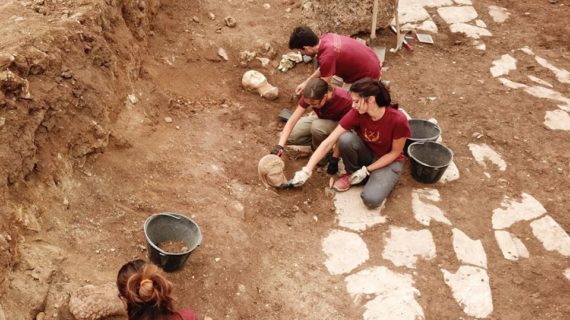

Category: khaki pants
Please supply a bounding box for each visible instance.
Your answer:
[287,115,338,150]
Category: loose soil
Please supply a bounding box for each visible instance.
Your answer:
[1,0,569,319]
[158,240,189,254]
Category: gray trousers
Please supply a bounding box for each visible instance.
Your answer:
[338,131,403,208]
[287,115,338,150]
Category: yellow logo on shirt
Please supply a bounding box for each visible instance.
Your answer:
[363,128,381,143]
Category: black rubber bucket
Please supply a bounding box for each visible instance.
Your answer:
[144,213,202,272]
[404,120,441,156]
[408,141,453,184]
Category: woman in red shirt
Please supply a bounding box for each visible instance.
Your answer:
[271,78,352,174]
[117,259,197,320]
[290,78,410,208]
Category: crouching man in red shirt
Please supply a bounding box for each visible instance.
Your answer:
[288,26,382,95]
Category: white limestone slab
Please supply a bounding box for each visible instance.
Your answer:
[530,215,570,256]
[363,294,425,320]
[454,0,472,5]
[449,23,492,39]
[419,20,439,33]
[545,110,570,131]
[475,19,487,28]
[565,269,570,281]
[535,56,570,84]
[488,5,510,23]
[468,143,507,172]
[411,188,451,226]
[490,54,517,78]
[440,160,460,183]
[494,230,530,261]
[322,229,370,275]
[498,77,527,89]
[528,75,553,88]
[523,86,570,111]
[442,266,493,318]
[437,6,478,24]
[520,46,535,55]
[382,226,436,268]
[492,193,547,230]
[334,187,387,232]
[345,266,424,320]
[398,5,431,25]
[452,228,488,268]
[473,40,486,51]
[398,0,454,24]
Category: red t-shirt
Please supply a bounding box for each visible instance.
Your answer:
[175,309,197,320]
[298,87,352,121]
[318,33,381,83]
[339,108,411,161]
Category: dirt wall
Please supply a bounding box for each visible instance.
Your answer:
[302,0,396,35]
[0,0,160,314]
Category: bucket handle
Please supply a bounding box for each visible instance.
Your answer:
[161,213,182,220]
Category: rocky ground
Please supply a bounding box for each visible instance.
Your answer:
[0,0,569,319]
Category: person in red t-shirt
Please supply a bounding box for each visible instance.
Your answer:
[288,26,381,95]
[270,78,352,174]
[290,78,410,209]
[117,259,197,320]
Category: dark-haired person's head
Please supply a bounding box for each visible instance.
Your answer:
[117,260,176,320]
[303,78,332,109]
[289,26,319,51]
[349,78,398,109]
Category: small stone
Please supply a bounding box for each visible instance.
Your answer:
[218,48,229,61]
[548,0,557,4]
[192,16,200,23]
[63,198,69,207]
[313,215,318,222]
[0,117,5,127]
[263,3,271,9]
[164,117,173,123]
[224,16,236,28]
[215,257,221,262]
[127,94,138,104]
[61,69,73,79]
[285,8,292,13]
[208,12,216,20]
[175,126,180,130]
[256,57,271,67]
[0,53,15,70]
[524,12,530,16]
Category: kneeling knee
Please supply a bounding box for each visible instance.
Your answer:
[361,193,385,209]
[338,132,355,150]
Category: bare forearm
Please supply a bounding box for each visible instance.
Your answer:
[278,121,295,146]
[306,138,335,171]
[366,152,400,172]
[307,68,321,81]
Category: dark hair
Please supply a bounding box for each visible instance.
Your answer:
[303,78,332,100]
[350,78,399,109]
[289,26,319,49]
[117,260,178,320]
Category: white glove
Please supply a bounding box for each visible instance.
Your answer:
[349,166,369,185]
[290,167,312,187]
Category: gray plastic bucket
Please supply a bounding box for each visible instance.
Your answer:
[405,119,441,156]
[144,213,202,272]
[408,141,453,184]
